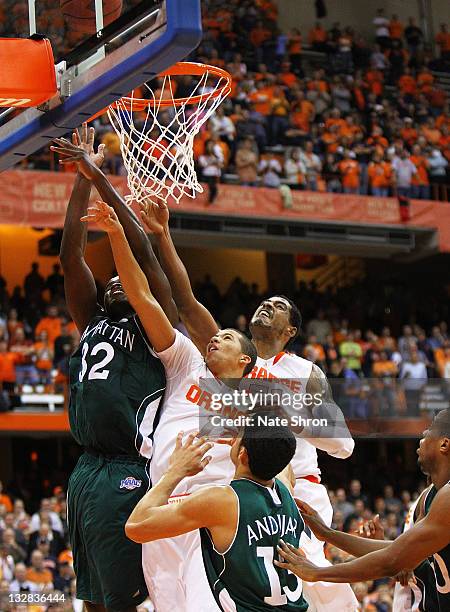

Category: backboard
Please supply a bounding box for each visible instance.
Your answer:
[0,0,202,171]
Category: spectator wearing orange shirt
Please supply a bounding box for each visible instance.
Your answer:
[269,86,290,145]
[0,340,18,392]
[372,350,398,377]
[421,117,442,146]
[33,330,54,385]
[287,27,302,74]
[365,65,384,97]
[308,21,328,53]
[250,20,272,63]
[368,153,391,196]
[0,481,13,513]
[26,549,54,590]
[398,67,416,99]
[417,67,434,94]
[278,61,297,88]
[290,91,315,131]
[435,23,450,60]
[410,144,430,200]
[6,308,24,345]
[389,15,403,40]
[35,306,62,348]
[339,150,361,194]
[400,117,418,148]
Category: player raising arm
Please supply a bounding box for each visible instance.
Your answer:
[51,126,177,333]
[125,422,309,612]
[275,410,450,612]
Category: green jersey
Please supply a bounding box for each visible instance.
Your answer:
[69,313,166,457]
[424,483,450,610]
[200,478,308,611]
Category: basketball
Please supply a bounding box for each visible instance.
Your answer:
[60,0,123,34]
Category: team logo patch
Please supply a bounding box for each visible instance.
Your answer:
[120,476,142,490]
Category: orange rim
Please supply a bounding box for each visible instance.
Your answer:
[89,62,232,120]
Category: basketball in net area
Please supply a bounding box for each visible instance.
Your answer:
[97,62,231,205]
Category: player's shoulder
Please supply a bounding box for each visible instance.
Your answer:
[427,483,450,521]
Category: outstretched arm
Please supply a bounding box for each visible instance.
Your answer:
[81,201,175,352]
[277,485,450,582]
[296,500,389,558]
[304,364,354,458]
[125,432,232,543]
[51,131,178,325]
[59,127,104,333]
[140,201,219,355]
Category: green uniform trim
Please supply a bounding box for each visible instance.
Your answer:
[201,478,308,611]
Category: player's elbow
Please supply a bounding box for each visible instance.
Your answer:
[125,520,154,544]
[337,437,355,459]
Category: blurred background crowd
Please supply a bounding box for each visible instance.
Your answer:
[0,475,429,611]
[6,0,450,202]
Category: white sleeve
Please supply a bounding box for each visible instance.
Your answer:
[156,329,203,380]
[306,432,355,458]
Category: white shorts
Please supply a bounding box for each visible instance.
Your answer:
[142,522,220,612]
[294,478,359,612]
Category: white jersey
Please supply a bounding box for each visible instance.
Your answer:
[244,352,354,478]
[150,330,235,493]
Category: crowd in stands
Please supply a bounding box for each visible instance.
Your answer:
[0,260,448,417]
[8,1,450,203]
[0,472,429,611]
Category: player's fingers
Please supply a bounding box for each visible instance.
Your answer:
[200,456,212,468]
[198,442,214,455]
[273,560,290,570]
[88,124,95,146]
[175,431,184,449]
[276,545,297,563]
[82,122,88,144]
[98,143,106,155]
[184,432,198,447]
[216,438,234,446]
[295,499,314,515]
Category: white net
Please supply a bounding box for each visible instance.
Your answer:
[107,64,231,205]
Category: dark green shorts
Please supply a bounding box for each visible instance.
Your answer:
[67,451,149,610]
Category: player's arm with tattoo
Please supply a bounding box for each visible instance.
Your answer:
[51,128,178,325]
[58,125,103,333]
[304,364,354,457]
[139,200,219,355]
[125,432,235,543]
[81,201,175,352]
[276,486,450,582]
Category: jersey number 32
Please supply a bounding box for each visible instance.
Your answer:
[79,341,115,382]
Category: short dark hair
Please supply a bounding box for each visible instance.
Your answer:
[236,331,257,376]
[431,409,450,437]
[272,295,302,342]
[241,417,296,480]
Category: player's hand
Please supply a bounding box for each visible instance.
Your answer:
[168,432,214,478]
[138,199,169,236]
[274,540,319,581]
[50,128,105,179]
[354,514,384,540]
[80,200,122,234]
[394,569,416,587]
[73,122,106,169]
[294,499,330,542]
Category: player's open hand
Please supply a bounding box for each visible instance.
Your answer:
[50,124,105,179]
[354,514,384,540]
[274,540,319,581]
[80,200,122,234]
[139,199,169,236]
[294,499,330,542]
[73,122,106,169]
[168,432,214,478]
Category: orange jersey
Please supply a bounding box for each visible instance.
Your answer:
[250,27,272,47]
[368,161,391,187]
[436,32,450,52]
[400,127,418,146]
[249,86,275,115]
[288,34,302,55]
[308,27,327,44]
[389,20,403,39]
[398,75,416,96]
[366,70,384,96]
[436,114,450,130]
[410,155,429,185]
[0,352,18,382]
[35,317,62,346]
[339,159,360,188]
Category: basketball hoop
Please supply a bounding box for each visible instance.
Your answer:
[94,62,232,205]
